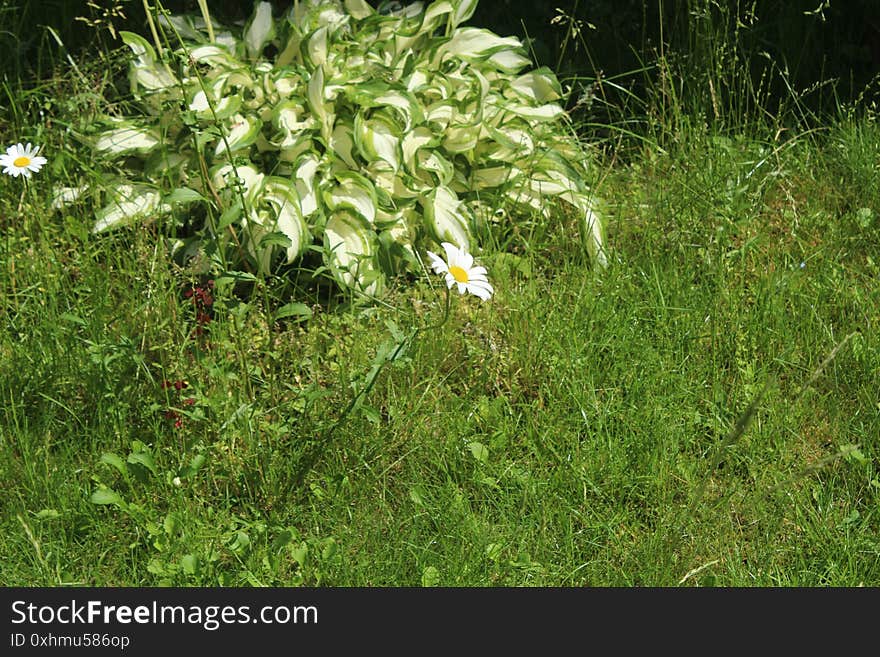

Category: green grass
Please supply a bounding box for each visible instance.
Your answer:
[2,3,880,587]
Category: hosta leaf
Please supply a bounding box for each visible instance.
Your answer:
[51,185,88,211]
[214,114,262,158]
[94,184,165,232]
[584,205,608,268]
[416,150,454,186]
[422,186,471,250]
[374,90,423,131]
[450,0,478,29]
[188,44,238,67]
[325,171,378,224]
[439,28,523,61]
[500,102,566,122]
[324,210,383,295]
[293,154,321,217]
[244,1,276,60]
[189,78,244,120]
[307,66,334,141]
[473,165,518,189]
[261,178,311,263]
[402,126,437,174]
[485,49,532,73]
[121,31,177,92]
[344,0,374,19]
[119,31,158,66]
[442,122,481,153]
[210,162,266,204]
[509,67,562,103]
[94,126,160,157]
[306,26,330,68]
[134,67,177,93]
[355,113,400,171]
[87,0,608,291]
[274,99,312,135]
[330,123,358,168]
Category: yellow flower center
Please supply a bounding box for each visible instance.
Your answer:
[449,265,469,283]
[13,156,30,167]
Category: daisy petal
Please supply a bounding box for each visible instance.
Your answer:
[470,286,492,300]
[426,250,448,274]
[460,250,474,270]
[442,241,459,263]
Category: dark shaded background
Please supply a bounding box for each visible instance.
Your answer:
[4,1,879,116]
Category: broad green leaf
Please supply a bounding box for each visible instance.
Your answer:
[468,441,489,463]
[100,452,128,476]
[275,302,313,321]
[90,487,125,508]
[165,187,206,205]
[157,13,205,43]
[127,450,158,476]
[421,565,440,587]
[217,199,243,230]
[181,554,199,575]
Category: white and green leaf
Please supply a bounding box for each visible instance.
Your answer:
[94,126,161,157]
[422,185,471,250]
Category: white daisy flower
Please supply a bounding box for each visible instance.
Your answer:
[426,242,494,300]
[1,142,47,178]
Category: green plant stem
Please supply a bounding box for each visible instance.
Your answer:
[290,286,453,491]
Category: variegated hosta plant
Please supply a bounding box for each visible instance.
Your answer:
[84,0,607,297]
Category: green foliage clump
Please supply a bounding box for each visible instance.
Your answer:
[83,0,607,296]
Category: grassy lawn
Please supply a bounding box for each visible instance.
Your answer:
[2,3,879,587]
